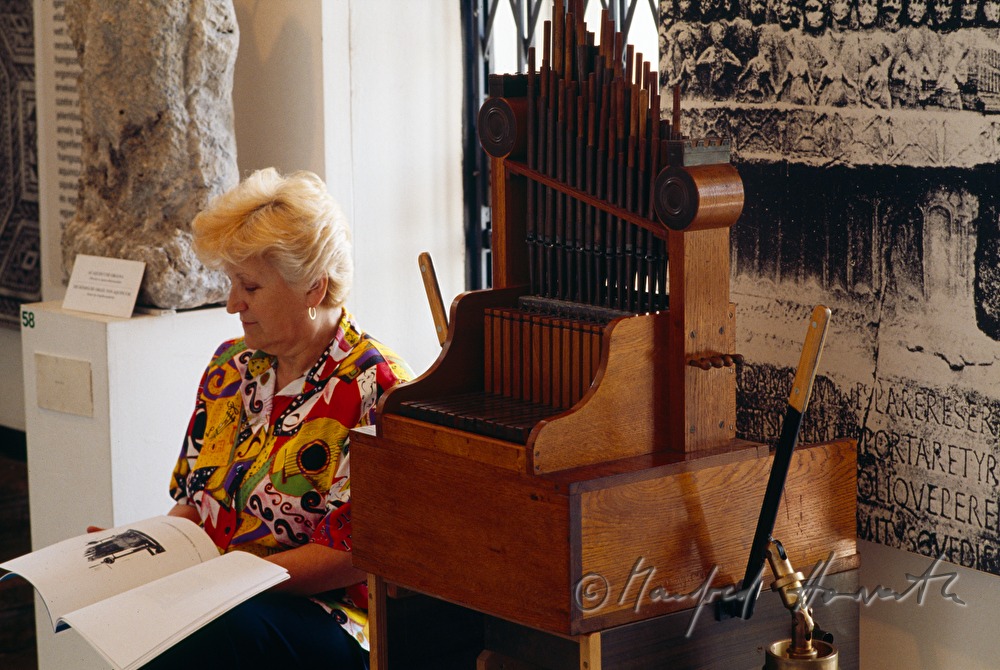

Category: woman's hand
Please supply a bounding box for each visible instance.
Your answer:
[87,503,199,534]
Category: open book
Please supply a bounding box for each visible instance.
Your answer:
[0,515,288,670]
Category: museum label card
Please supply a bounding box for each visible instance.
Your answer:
[62,255,146,318]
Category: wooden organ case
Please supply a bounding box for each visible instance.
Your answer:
[351,4,858,668]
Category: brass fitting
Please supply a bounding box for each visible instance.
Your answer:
[762,539,838,669]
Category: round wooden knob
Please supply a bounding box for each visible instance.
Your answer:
[478,97,528,159]
[653,163,745,232]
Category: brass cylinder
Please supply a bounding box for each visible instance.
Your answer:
[478,96,528,159]
[652,163,744,232]
[763,640,838,670]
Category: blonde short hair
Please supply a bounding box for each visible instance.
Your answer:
[192,168,353,307]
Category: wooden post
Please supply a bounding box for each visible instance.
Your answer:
[666,227,736,453]
[368,574,389,670]
[491,157,530,288]
[579,631,601,670]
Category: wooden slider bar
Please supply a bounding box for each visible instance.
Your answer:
[559,318,572,408]
[485,307,501,396]
[521,309,533,401]
[538,315,553,406]
[509,309,522,401]
[476,397,544,437]
[456,391,528,434]
[530,315,544,406]
[430,393,513,434]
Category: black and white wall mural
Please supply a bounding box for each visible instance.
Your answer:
[0,0,39,327]
[659,0,1000,572]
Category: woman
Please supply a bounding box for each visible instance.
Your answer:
[152,168,411,668]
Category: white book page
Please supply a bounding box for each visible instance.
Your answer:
[0,516,218,629]
[61,551,289,670]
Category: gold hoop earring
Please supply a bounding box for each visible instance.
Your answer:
[308,306,317,321]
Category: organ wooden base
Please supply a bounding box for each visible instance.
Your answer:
[353,425,857,669]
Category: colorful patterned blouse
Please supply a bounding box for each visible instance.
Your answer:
[170,310,411,649]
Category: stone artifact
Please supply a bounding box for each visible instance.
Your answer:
[63,0,238,309]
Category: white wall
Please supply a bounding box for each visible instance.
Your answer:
[236,0,465,377]
[232,0,326,177]
[859,540,1000,669]
[326,1,465,375]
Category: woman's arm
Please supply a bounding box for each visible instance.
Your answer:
[170,502,362,596]
[169,502,361,595]
[265,543,366,596]
[167,503,201,524]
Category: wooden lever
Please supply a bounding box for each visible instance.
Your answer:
[787,305,831,413]
[718,304,831,621]
[418,252,448,347]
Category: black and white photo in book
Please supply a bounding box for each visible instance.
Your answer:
[84,529,166,566]
[658,0,1000,574]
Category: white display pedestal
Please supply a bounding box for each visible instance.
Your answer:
[20,301,240,670]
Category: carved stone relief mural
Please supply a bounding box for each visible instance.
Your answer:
[0,0,39,327]
[660,0,1000,572]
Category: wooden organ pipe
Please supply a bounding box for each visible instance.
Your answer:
[479,7,743,316]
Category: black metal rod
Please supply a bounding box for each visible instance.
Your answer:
[719,407,805,620]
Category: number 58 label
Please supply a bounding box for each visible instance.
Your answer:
[21,310,35,328]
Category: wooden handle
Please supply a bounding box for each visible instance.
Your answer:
[720,304,832,621]
[418,252,449,347]
[788,305,831,413]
